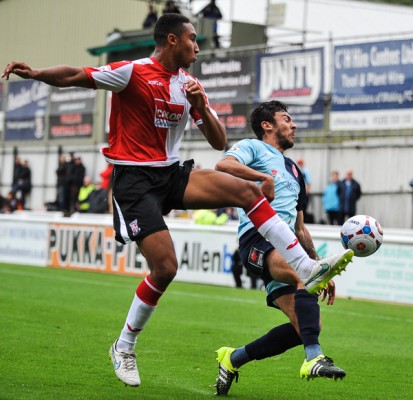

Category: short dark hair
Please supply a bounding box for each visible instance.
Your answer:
[154,13,190,46]
[250,100,288,140]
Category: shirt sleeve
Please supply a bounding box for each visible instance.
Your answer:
[295,164,308,211]
[225,139,255,166]
[83,61,133,93]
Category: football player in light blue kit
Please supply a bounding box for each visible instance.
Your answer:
[214,100,347,396]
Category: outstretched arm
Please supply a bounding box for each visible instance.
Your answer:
[2,61,92,88]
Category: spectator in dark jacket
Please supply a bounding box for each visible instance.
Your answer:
[69,156,86,214]
[339,169,362,224]
[143,4,158,29]
[56,154,69,212]
[197,0,222,48]
[11,156,22,194]
[12,159,32,209]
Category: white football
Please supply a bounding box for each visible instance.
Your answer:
[340,215,383,257]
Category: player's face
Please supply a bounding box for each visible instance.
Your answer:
[273,111,296,150]
[174,23,200,69]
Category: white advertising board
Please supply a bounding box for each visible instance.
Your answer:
[0,219,48,266]
[0,214,412,305]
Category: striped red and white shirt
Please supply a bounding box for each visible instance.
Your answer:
[84,57,217,167]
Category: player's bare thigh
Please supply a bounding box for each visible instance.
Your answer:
[183,168,261,209]
[266,249,303,287]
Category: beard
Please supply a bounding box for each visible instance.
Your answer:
[276,133,294,151]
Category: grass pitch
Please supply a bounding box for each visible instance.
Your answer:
[0,263,412,400]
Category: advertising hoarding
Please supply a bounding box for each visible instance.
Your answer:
[331,39,413,131]
[5,80,48,140]
[256,48,325,130]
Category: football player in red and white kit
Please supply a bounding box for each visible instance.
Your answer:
[3,13,353,388]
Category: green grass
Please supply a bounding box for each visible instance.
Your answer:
[0,264,412,400]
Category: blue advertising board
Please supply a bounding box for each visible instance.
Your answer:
[256,48,325,130]
[5,80,48,140]
[331,39,413,131]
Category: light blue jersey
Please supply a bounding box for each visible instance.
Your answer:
[225,139,307,238]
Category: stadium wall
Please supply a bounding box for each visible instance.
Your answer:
[0,212,412,305]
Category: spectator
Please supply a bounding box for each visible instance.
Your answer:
[100,162,113,190]
[162,0,181,14]
[65,152,76,213]
[193,209,228,225]
[232,243,259,290]
[196,0,222,48]
[217,206,238,221]
[100,162,114,213]
[339,169,362,224]
[0,193,5,211]
[12,159,32,209]
[322,170,341,225]
[296,158,311,196]
[88,183,109,214]
[1,191,21,213]
[68,156,86,214]
[142,4,158,29]
[296,158,313,223]
[76,176,95,213]
[56,154,69,212]
[11,156,22,194]
[231,247,243,288]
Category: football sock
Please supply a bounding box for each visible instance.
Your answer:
[305,344,323,361]
[117,276,163,352]
[232,323,302,368]
[294,289,322,360]
[229,347,250,369]
[246,197,315,279]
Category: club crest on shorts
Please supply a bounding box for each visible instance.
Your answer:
[248,247,264,268]
[129,219,141,236]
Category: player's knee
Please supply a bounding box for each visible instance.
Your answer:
[161,262,178,282]
[151,261,177,286]
[240,180,262,206]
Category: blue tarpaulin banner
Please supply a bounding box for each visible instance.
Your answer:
[5,80,48,141]
[331,38,413,131]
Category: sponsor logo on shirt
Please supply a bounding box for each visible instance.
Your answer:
[229,145,240,152]
[148,80,163,86]
[97,65,112,72]
[154,99,184,129]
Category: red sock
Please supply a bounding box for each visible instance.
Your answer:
[246,196,277,228]
[245,196,313,279]
[136,276,164,306]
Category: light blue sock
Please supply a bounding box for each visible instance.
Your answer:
[230,347,251,369]
[305,344,323,361]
